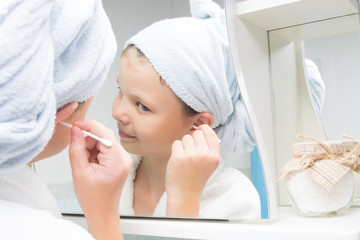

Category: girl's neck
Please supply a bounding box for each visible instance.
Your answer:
[138,155,168,186]
[132,155,169,215]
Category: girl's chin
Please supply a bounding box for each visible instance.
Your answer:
[119,141,139,154]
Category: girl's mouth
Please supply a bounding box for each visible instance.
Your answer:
[118,128,136,139]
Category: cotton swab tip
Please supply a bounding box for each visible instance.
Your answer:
[83,130,113,147]
[59,121,113,147]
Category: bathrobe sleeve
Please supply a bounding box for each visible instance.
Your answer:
[0,165,62,218]
[199,166,261,219]
[0,199,94,240]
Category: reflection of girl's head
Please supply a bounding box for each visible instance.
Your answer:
[114,46,203,158]
[121,0,255,154]
[122,44,198,118]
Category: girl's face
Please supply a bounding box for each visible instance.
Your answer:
[112,48,196,159]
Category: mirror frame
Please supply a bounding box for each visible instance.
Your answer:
[225,0,278,220]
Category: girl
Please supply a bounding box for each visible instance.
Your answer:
[113,0,261,219]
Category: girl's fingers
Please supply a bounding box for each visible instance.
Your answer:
[69,126,89,171]
[171,140,184,158]
[182,134,195,149]
[192,128,207,148]
[74,120,116,152]
[197,124,219,150]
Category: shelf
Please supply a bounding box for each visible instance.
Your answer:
[269,14,359,41]
[236,0,358,31]
[64,207,360,239]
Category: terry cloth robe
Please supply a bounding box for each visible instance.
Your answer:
[119,156,261,219]
[0,165,94,239]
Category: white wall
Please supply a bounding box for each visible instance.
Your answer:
[304,31,360,140]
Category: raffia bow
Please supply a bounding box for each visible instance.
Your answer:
[275,134,360,191]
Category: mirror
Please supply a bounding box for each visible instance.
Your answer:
[268,0,359,204]
[304,31,360,140]
[34,0,271,221]
[302,12,360,206]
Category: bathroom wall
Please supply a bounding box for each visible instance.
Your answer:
[304,31,360,140]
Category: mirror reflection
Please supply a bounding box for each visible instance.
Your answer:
[304,31,360,140]
[303,26,360,206]
[34,0,268,220]
[269,0,359,205]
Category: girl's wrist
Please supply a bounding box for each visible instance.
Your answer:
[166,192,201,217]
[86,211,123,240]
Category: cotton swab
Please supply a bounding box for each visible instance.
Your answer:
[192,125,221,143]
[59,121,113,147]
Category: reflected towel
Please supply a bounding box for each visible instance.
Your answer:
[306,59,326,113]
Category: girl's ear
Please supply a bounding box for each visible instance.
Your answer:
[55,102,79,124]
[193,112,214,128]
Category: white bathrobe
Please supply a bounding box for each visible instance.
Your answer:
[119,156,261,219]
[0,165,94,239]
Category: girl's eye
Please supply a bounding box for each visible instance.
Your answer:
[137,102,150,112]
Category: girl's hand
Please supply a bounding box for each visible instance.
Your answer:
[165,124,220,217]
[69,120,131,240]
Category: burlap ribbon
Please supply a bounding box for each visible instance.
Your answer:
[276,134,360,191]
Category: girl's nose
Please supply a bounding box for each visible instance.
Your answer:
[112,96,131,124]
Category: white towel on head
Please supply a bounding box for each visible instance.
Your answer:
[0,0,56,171]
[190,0,223,19]
[125,0,255,153]
[0,0,116,171]
[51,0,117,109]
